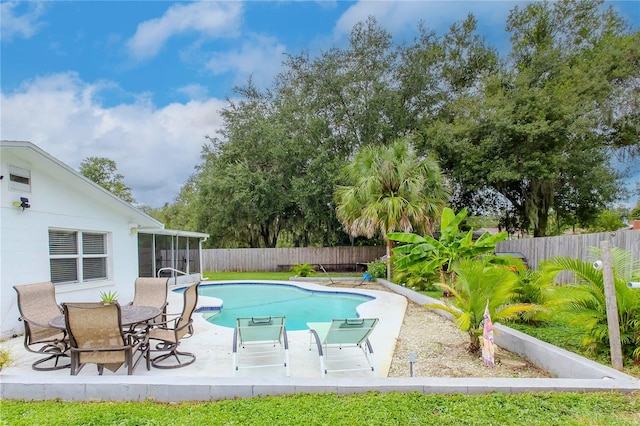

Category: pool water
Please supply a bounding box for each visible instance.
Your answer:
[197,283,374,331]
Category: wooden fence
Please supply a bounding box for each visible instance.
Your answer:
[496,229,640,282]
[202,230,639,277]
[202,246,387,272]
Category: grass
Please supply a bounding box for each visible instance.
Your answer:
[421,289,443,299]
[507,315,640,378]
[3,392,639,425]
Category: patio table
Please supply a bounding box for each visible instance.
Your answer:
[49,305,161,329]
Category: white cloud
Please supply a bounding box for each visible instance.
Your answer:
[205,34,287,89]
[334,1,522,41]
[177,83,210,101]
[126,1,243,61]
[0,72,226,207]
[0,1,47,42]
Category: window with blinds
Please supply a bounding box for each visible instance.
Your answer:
[49,229,108,284]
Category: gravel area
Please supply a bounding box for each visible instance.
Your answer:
[324,280,551,378]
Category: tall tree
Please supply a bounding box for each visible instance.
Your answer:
[280,17,408,153]
[399,15,499,129]
[191,17,414,248]
[195,83,298,248]
[79,157,135,203]
[423,0,637,236]
[334,136,450,279]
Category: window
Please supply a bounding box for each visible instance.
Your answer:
[8,165,31,192]
[49,229,108,284]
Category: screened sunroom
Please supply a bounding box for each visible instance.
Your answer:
[137,229,208,285]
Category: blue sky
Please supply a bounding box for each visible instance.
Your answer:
[1,1,639,208]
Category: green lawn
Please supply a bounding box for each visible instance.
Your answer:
[3,392,639,425]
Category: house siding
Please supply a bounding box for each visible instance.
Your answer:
[1,143,155,338]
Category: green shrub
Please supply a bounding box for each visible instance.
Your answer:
[541,247,640,361]
[367,260,386,279]
[588,209,625,232]
[426,258,538,353]
[389,208,508,289]
[290,263,315,277]
[392,269,439,291]
[510,269,560,324]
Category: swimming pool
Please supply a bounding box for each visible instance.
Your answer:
[195,282,374,331]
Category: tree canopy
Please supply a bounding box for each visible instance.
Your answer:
[165,0,638,246]
[422,0,638,236]
[79,157,135,204]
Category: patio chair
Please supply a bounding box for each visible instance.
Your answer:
[63,302,150,376]
[130,277,169,323]
[13,281,70,371]
[232,316,289,376]
[147,282,200,369]
[307,318,378,377]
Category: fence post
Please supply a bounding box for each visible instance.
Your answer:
[600,240,623,371]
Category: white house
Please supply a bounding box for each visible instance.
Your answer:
[1,141,208,338]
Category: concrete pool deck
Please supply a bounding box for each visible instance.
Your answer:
[1,279,638,401]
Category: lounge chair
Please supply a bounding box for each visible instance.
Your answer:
[13,282,70,371]
[232,316,289,376]
[63,302,150,375]
[130,277,169,323]
[307,318,378,377]
[147,282,200,369]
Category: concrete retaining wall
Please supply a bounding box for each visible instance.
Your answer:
[2,375,637,402]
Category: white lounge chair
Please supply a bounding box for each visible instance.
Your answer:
[232,316,289,376]
[307,318,378,377]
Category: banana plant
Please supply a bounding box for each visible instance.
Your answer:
[388,208,508,287]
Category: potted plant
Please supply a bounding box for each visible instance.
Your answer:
[99,290,119,304]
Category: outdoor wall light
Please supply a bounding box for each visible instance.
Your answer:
[12,197,30,211]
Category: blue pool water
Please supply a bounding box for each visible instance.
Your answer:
[195,282,374,331]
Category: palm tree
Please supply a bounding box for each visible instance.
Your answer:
[426,258,537,353]
[540,247,640,360]
[334,136,449,279]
